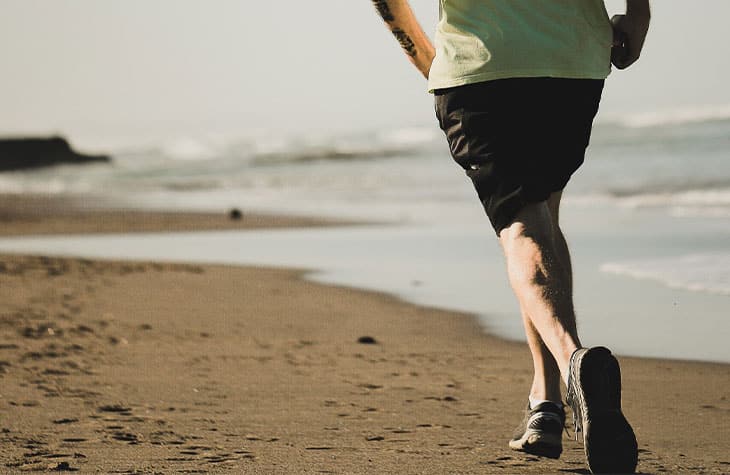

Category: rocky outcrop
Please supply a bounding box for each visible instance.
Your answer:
[0,136,110,172]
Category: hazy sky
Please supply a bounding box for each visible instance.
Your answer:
[1,0,729,141]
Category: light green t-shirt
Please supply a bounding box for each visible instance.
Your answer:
[428,0,614,91]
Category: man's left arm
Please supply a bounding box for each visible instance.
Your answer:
[611,0,651,69]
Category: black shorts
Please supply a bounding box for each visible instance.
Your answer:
[434,77,604,234]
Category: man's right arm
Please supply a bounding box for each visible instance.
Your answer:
[611,0,651,69]
[371,0,435,79]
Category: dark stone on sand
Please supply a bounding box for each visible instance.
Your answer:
[48,461,77,472]
[357,336,377,344]
[229,208,243,220]
[0,136,109,172]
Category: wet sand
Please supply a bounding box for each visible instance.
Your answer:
[0,193,349,236]
[0,196,727,473]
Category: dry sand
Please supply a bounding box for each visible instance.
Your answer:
[0,196,728,473]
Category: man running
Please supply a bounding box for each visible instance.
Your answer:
[371,1,650,473]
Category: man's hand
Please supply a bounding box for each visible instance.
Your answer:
[611,1,650,69]
[371,0,435,79]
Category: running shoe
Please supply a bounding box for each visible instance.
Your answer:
[566,346,638,474]
[508,400,565,459]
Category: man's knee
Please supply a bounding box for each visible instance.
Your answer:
[499,202,555,249]
[499,204,562,284]
[501,226,551,283]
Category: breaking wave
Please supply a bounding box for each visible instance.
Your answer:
[602,104,730,129]
[248,127,442,166]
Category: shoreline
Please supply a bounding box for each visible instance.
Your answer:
[0,195,728,473]
[3,207,727,365]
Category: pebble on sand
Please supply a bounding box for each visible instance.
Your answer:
[229,208,243,220]
[357,336,378,344]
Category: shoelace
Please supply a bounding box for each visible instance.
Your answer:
[566,372,583,441]
[570,408,582,441]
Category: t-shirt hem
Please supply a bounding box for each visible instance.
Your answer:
[427,68,611,93]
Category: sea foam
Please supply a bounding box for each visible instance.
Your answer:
[601,253,730,296]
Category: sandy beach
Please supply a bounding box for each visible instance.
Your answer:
[0,196,728,474]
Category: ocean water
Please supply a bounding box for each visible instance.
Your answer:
[1,109,729,362]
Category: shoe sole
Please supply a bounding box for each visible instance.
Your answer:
[509,430,562,459]
[576,347,638,474]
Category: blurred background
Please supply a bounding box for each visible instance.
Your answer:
[1,0,728,362]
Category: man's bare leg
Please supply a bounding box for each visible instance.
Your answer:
[517,192,574,401]
[499,194,580,378]
[506,193,638,470]
[506,192,579,457]
[521,311,563,401]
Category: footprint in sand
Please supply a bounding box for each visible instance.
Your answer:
[52,418,79,425]
[97,404,132,415]
[175,446,255,464]
[111,432,141,444]
[61,438,87,443]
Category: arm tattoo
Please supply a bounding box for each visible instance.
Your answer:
[372,0,395,22]
[392,27,417,58]
[371,1,417,59]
